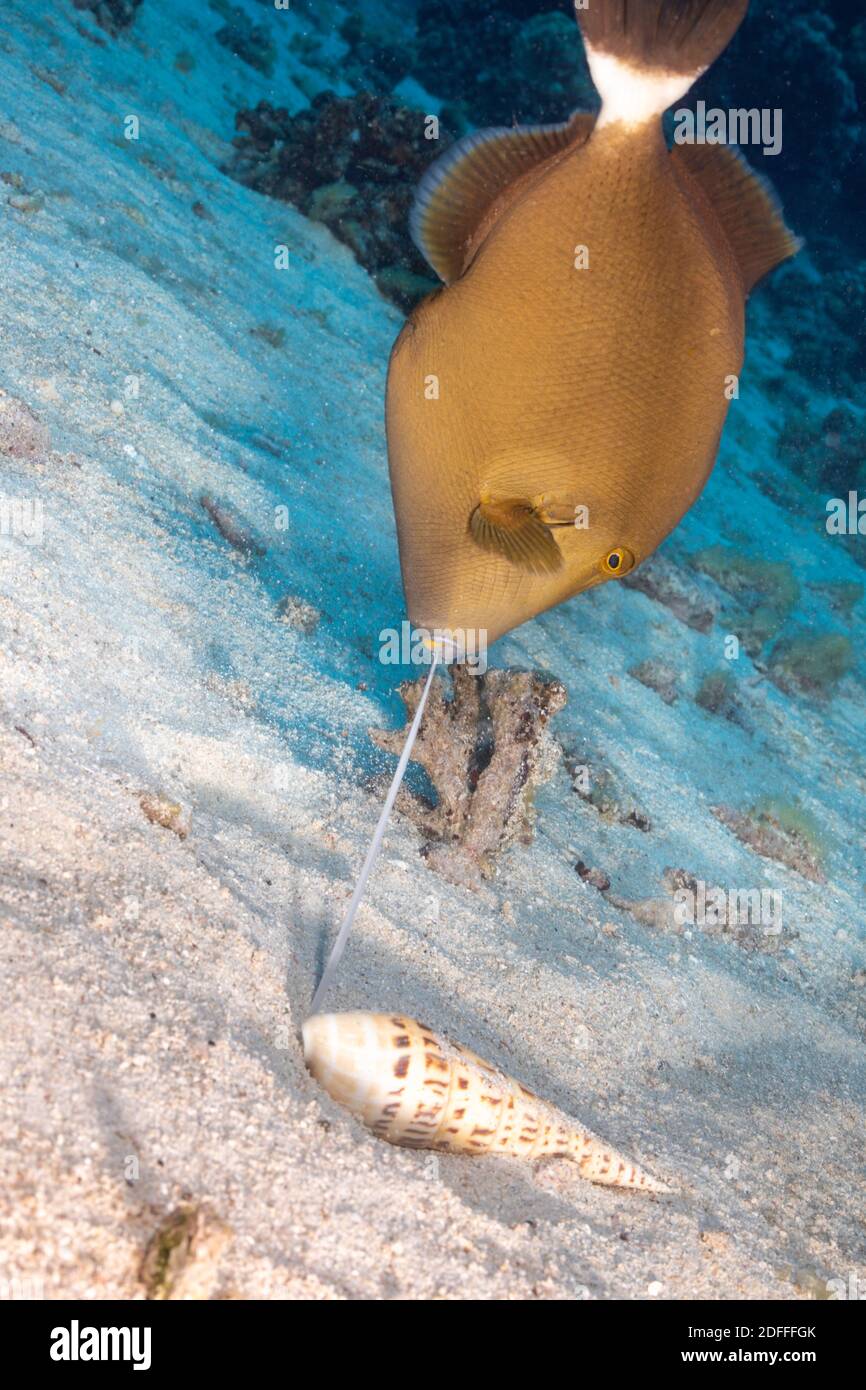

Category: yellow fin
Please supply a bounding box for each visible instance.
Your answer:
[469,497,564,576]
[672,143,801,293]
[411,113,595,285]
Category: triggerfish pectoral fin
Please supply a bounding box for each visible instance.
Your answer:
[469,497,564,576]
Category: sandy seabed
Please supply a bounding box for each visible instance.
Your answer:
[0,0,864,1300]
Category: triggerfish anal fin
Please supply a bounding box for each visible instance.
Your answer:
[411,113,596,285]
[469,497,565,576]
[671,144,802,294]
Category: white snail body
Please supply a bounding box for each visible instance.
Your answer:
[303,1012,669,1193]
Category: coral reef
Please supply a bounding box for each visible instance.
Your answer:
[622,554,716,633]
[691,546,799,656]
[338,11,415,94]
[712,801,825,884]
[370,665,565,889]
[228,94,445,309]
[214,2,276,77]
[412,0,593,129]
[696,0,862,247]
[769,261,866,397]
[767,630,854,699]
[72,0,144,35]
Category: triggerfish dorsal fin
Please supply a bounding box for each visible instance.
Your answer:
[469,497,565,576]
[672,144,801,293]
[411,113,595,284]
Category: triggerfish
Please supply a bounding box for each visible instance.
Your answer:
[385,0,799,651]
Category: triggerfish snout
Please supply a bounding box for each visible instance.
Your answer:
[385,0,798,649]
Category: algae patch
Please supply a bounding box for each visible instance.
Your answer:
[692,545,799,655]
[712,798,826,884]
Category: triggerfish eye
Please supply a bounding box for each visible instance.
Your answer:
[600,547,635,577]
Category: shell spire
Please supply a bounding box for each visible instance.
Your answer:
[303,1012,670,1194]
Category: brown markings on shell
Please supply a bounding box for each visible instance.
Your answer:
[302,1012,670,1193]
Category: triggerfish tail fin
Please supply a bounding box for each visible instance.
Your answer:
[577,0,749,126]
[411,113,596,284]
[469,497,565,576]
[671,144,802,293]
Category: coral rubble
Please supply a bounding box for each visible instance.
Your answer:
[139,792,190,840]
[694,668,744,723]
[608,867,790,954]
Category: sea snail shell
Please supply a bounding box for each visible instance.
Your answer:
[303,1012,669,1194]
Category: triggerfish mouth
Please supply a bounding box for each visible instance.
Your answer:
[385,0,799,651]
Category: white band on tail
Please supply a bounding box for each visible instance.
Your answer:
[585,42,705,129]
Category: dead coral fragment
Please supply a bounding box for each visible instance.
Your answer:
[712,801,825,884]
[370,666,566,889]
[767,630,854,698]
[139,792,190,840]
[140,1205,232,1301]
[249,323,286,350]
[0,389,50,458]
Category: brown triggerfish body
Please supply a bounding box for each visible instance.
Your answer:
[386,0,798,649]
